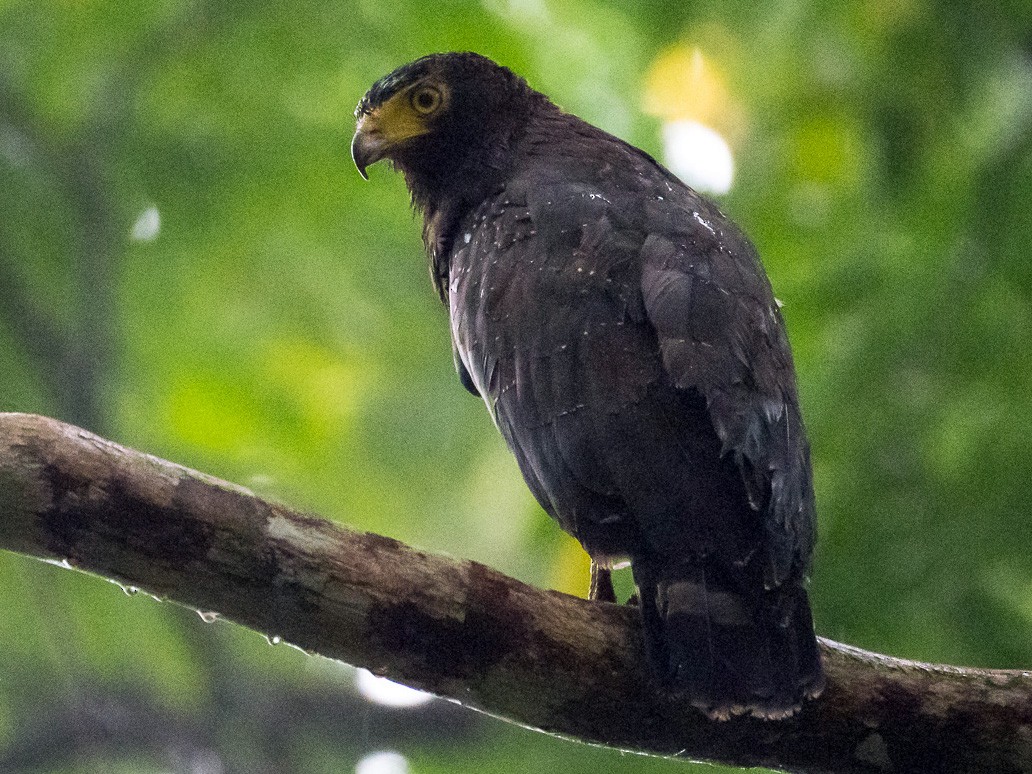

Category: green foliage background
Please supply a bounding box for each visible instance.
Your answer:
[1,1,1031,771]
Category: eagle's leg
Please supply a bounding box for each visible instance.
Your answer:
[588,560,617,603]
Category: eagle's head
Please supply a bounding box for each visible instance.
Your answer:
[352,53,542,211]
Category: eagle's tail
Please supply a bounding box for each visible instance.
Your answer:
[632,558,824,720]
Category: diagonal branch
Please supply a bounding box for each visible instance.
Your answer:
[1,412,1030,774]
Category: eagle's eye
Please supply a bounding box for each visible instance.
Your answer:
[411,86,442,115]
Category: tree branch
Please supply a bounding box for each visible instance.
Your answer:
[1,412,1030,774]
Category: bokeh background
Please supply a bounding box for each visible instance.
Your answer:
[2,1,1032,772]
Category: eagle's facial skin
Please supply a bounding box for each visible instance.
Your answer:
[351,76,451,179]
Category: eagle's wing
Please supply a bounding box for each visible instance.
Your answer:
[638,196,816,586]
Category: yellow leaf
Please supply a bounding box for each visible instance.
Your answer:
[643,44,731,128]
[548,532,592,597]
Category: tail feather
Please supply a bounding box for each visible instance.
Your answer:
[632,558,824,720]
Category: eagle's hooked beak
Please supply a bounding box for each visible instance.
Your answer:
[351,115,388,181]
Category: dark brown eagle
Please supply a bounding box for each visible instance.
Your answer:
[352,52,824,719]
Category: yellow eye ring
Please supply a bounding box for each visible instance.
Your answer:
[411,86,442,115]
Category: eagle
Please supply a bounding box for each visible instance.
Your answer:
[352,52,824,719]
